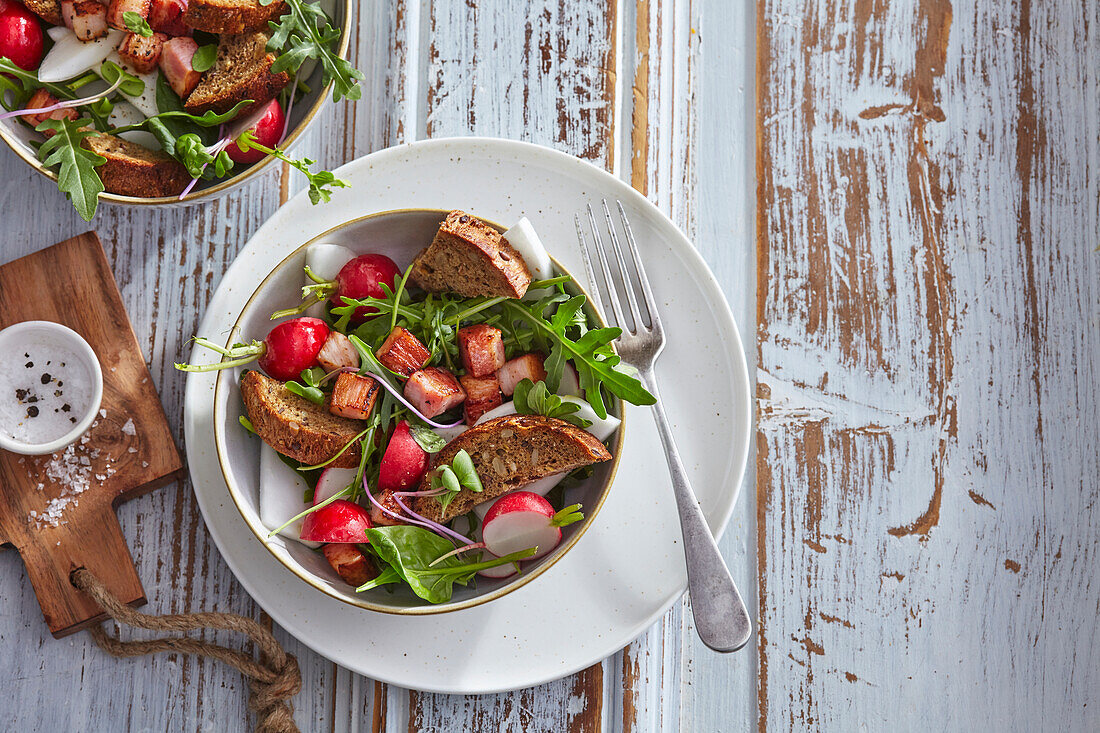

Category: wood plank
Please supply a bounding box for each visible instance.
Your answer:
[406,1,618,729]
[0,1,408,728]
[757,0,1100,728]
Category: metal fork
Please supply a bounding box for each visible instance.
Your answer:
[576,200,752,653]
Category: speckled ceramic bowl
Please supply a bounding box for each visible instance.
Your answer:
[0,0,349,210]
[211,209,625,614]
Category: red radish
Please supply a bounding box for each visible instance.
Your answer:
[328,253,401,321]
[312,467,358,506]
[0,0,44,71]
[481,492,583,561]
[300,499,372,543]
[225,98,286,165]
[257,316,329,381]
[378,420,428,492]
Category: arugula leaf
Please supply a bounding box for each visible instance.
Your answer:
[285,380,323,405]
[360,526,536,602]
[266,0,364,102]
[239,415,257,434]
[35,118,105,221]
[512,378,591,428]
[235,129,348,204]
[409,425,446,453]
[122,11,153,36]
[503,296,654,419]
[191,44,218,72]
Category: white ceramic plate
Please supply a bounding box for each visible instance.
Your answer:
[183,137,751,693]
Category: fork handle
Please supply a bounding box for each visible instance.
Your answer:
[641,373,752,652]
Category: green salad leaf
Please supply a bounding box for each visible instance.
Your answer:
[35,118,105,221]
[122,11,153,36]
[359,525,536,603]
[235,129,348,204]
[191,44,219,72]
[265,0,364,102]
[409,425,446,453]
[512,378,591,427]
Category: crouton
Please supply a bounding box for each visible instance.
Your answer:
[182,0,287,34]
[412,415,611,523]
[329,372,379,421]
[184,32,290,118]
[81,134,191,197]
[410,210,533,299]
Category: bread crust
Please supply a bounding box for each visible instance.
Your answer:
[412,414,612,523]
[182,0,287,34]
[82,134,191,197]
[240,370,363,468]
[23,0,62,24]
[410,211,533,298]
[184,32,291,117]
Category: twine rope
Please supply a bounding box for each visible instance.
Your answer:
[70,568,301,733]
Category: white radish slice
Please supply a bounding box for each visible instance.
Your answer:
[109,101,159,148]
[481,492,561,561]
[102,51,159,117]
[474,473,564,520]
[557,363,582,397]
[47,25,70,42]
[259,444,321,549]
[435,424,468,444]
[477,554,519,579]
[38,29,124,83]
[473,400,518,425]
[303,243,356,317]
[313,466,358,506]
[502,217,553,282]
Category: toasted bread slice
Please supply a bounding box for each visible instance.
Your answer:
[412,414,611,523]
[410,211,533,299]
[183,0,286,34]
[240,370,363,468]
[24,0,62,24]
[184,32,290,117]
[82,134,190,197]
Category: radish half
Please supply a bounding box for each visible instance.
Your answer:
[300,499,373,543]
[481,491,564,561]
[38,28,123,82]
[313,466,358,506]
[502,217,553,281]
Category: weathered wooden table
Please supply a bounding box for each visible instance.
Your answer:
[2,1,1096,730]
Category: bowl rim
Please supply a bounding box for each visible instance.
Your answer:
[212,207,626,615]
[0,0,352,207]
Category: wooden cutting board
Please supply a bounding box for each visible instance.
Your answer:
[0,233,183,638]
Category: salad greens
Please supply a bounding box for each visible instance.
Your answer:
[0,0,361,218]
[360,526,535,603]
[263,0,364,103]
[429,449,484,512]
[512,378,591,428]
[34,118,105,221]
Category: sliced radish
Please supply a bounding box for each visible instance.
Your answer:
[378,420,429,492]
[477,551,519,579]
[473,473,564,520]
[47,25,70,42]
[300,499,373,543]
[435,424,468,444]
[557,363,582,397]
[259,444,320,549]
[473,397,620,441]
[313,466,357,506]
[108,101,159,148]
[38,28,123,83]
[101,50,158,117]
[502,217,553,282]
[481,491,565,561]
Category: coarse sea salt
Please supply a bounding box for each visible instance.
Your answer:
[0,344,93,445]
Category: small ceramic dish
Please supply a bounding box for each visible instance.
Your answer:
[0,320,103,455]
[211,209,625,614]
[0,0,349,209]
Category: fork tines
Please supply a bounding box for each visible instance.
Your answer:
[576,200,662,337]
